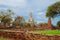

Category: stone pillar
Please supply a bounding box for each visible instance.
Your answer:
[48,18,52,29]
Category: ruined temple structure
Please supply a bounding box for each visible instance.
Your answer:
[28,12,35,27]
[20,16,25,23]
[0,12,59,30]
[28,12,34,22]
[48,18,53,29]
[47,18,59,29]
[38,18,53,30]
[47,18,53,29]
[14,16,25,28]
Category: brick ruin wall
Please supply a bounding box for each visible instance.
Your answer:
[0,31,60,40]
[0,18,60,30]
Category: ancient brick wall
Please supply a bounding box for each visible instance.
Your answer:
[0,31,60,40]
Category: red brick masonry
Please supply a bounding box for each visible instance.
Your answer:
[0,30,60,40]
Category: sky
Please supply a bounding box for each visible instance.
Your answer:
[0,0,60,25]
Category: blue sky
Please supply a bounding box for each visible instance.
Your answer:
[0,0,60,25]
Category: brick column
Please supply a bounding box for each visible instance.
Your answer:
[48,18,52,29]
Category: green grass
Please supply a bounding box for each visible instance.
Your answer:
[0,29,60,34]
[0,37,6,40]
[29,30,60,34]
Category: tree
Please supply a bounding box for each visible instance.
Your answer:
[1,16,11,24]
[57,21,60,27]
[0,9,14,16]
[46,1,60,18]
[12,16,26,27]
[12,16,20,26]
[4,9,14,16]
[20,16,25,26]
[0,9,14,27]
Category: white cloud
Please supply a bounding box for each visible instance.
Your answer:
[38,12,44,16]
[0,0,27,8]
[35,11,48,23]
[37,12,46,19]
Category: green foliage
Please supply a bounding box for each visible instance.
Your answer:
[12,16,25,26]
[0,9,13,26]
[12,20,20,26]
[46,1,60,18]
[26,22,31,27]
[1,16,11,24]
[0,9,14,16]
[57,21,60,27]
[13,21,19,26]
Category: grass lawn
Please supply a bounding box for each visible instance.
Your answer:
[0,29,60,34]
[29,30,60,34]
[0,37,6,40]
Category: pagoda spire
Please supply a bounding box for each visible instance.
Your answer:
[28,12,34,22]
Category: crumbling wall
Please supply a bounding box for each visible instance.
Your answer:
[0,31,60,40]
